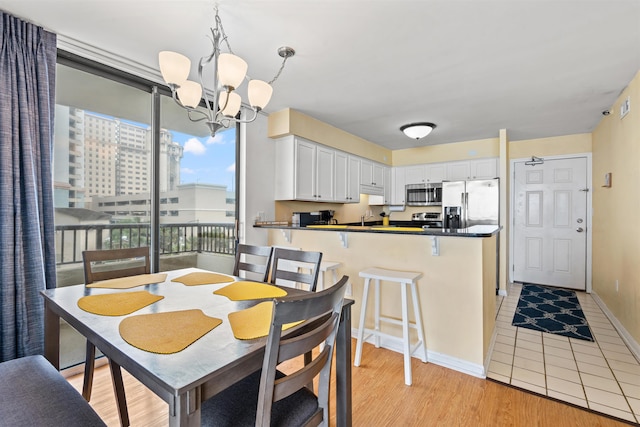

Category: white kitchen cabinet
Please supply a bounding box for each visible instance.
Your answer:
[470,158,498,179]
[425,163,447,182]
[446,158,498,181]
[391,167,406,205]
[347,155,361,202]
[361,159,385,188]
[446,161,471,181]
[315,145,335,201]
[335,151,361,203]
[274,136,334,202]
[383,166,391,204]
[405,165,426,184]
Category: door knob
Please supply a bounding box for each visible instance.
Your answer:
[576,227,584,232]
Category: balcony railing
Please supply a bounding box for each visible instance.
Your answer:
[55,222,236,265]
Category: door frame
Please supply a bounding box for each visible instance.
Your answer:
[508,152,593,293]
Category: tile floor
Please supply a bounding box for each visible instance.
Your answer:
[488,282,640,424]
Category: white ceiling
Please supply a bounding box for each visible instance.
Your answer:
[1,0,639,150]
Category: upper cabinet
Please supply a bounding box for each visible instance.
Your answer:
[275,136,367,203]
[360,159,388,195]
[389,157,498,205]
[425,163,447,182]
[404,163,447,184]
[446,158,498,181]
[275,136,334,202]
[335,152,361,203]
[391,167,406,205]
[404,165,425,185]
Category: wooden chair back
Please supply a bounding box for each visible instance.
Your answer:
[257,275,349,426]
[269,247,322,292]
[232,243,274,282]
[82,247,151,284]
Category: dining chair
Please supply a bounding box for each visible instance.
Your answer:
[0,355,106,426]
[200,275,349,427]
[233,243,274,282]
[269,247,323,292]
[81,246,150,427]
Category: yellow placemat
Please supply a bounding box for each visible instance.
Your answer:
[87,273,167,289]
[228,302,302,340]
[214,281,288,301]
[373,227,425,231]
[172,272,235,286]
[77,291,164,316]
[119,309,222,354]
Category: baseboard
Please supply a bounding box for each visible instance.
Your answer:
[591,291,640,363]
[484,327,499,377]
[352,327,486,379]
[498,289,508,296]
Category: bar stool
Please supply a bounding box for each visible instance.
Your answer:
[317,261,343,291]
[354,267,427,386]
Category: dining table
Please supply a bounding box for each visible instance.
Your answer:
[41,267,353,427]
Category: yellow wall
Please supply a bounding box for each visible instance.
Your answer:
[592,70,640,343]
[509,133,592,159]
[268,108,392,165]
[392,137,499,165]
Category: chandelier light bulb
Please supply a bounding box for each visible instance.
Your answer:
[219,91,242,117]
[248,80,273,110]
[218,53,248,90]
[176,80,202,108]
[158,51,191,85]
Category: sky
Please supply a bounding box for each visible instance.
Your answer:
[169,127,236,191]
[85,111,236,192]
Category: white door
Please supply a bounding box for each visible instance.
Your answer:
[513,157,588,290]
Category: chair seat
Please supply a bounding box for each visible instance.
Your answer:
[201,370,319,427]
[0,355,105,427]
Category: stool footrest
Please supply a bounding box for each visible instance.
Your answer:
[378,315,420,329]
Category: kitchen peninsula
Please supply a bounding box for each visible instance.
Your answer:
[257,223,500,378]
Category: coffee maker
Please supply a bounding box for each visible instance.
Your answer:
[319,210,337,224]
[443,206,461,229]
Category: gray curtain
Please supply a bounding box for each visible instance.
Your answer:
[0,11,57,362]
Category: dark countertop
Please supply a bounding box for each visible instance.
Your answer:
[254,223,501,238]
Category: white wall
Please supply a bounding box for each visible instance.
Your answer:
[240,111,276,246]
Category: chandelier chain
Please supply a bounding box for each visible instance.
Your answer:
[214,7,234,55]
[269,56,290,85]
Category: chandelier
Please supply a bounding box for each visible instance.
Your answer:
[158,7,295,136]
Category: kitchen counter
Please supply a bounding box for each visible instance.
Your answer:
[259,222,499,379]
[255,223,501,237]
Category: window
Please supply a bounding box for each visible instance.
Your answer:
[52,55,240,370]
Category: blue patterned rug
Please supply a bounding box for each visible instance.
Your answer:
[512,284,594,341]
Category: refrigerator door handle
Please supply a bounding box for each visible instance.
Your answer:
[464,192,469,226]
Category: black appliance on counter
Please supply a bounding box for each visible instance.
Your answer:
[292,211,337,227]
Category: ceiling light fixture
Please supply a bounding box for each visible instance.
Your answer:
[158,7,295,137]
[400,122,437,140]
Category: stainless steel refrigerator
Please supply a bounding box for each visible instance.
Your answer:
[441,178,499,228]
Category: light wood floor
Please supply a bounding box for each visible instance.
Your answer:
[66,340,631,426]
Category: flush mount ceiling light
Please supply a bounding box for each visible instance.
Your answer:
[400,122,437,140]
[158,6,294,137]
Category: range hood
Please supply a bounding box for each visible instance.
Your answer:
[360,184,383,196]
[367,194,385,205]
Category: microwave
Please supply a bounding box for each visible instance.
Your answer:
[405,183,442,206]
